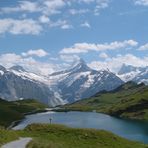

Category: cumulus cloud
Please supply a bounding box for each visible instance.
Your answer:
[0,18,42,35]
[0,0,92,16]
[69,9,89,15]
[0,52,59,75]
[80,21,91,28]
[0,0,66,16]
[138,43,148,50]
[60,54,80,62]
[22,49,49,57]
[60,40,138,54]
[0,17,73,35]
[0,0,109,16]
[0,0,112,35]
[88,54,148,72]
[94,0,110,15]
[0,53,22,67]
[49,19,72,29]
[99,52,108,58]
[42,0,66,15]
[0,51,147,76]
[0,1,39,14]
[61,24,73,29]
[78,0,110,15]
[39,15,50,23]
[134,0,148,6]
[78,0,95,4]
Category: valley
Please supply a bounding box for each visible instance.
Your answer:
[1,0,148,147]
[0,63,148,147]
[0,63,148,148]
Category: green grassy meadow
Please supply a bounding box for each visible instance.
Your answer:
[0,124,147,148]
[61,82,148,121]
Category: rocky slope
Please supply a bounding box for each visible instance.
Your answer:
[118,64,148,85]
[0,60,123,106]
[48,59,123,103]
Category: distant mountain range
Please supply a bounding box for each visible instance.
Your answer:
[49,59,123,103]
[0,65,64,106]
[62,82,148,121]
[0,59,123,106]
[117,64,148,85]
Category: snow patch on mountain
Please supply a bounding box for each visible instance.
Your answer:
[118,71,140,82]
[0,60,124,106]
[118,64,148,85]
[0,70,4,75]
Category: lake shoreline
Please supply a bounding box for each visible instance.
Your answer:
[7,108,51,130]
[12,111,148,144]
[53,107,148,122]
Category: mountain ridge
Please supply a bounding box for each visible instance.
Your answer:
[48,60,123,103]
[117,64,148,84]
[62,82,148,121]
[0,60,123,106]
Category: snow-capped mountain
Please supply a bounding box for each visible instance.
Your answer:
[0,60,123,106]
[48,59,123,103]
[0,65,64,106]
[118,64,148,84]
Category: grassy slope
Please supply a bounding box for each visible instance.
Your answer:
[62,82,148,121]
[0,99,47,127]
[0,124,147,148]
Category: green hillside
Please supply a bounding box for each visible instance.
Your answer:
[0,99,47,127]
[61,82,148,121]
[0,124,147,148]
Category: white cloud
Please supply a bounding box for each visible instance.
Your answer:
[39,15,50,23]
[43,0,66,15]
[0,0,112,35]
[0,53,59,75]
[49,19,72,29]
[78,0,110,15]
[24,59,58,75]
[61,24,73,29]
[80,21,91,28]
[0,18,42,35]
[0,17,72,35]
[0,0,110,17]
[88,54,148,72]
[22,49,49,57]
[99,52,108,58]
[138,43,148,50]
[0,1,39,14]
[0,51,147,76]
[0,0,66,16]
[0,53,22,67]
[78,0,95,4]
[60,40,138,54]
[60,54,80,62]
[134,0,148,6]
[69,9,89,15]
[94,0,110,15]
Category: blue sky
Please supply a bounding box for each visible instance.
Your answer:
[0,0,148,74]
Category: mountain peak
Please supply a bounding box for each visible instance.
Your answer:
[118,64,137,75]
[70,59,91,72]
[0,65,6,71]
[49,59,92,76]
[10,65,26,72]
[77,58,86,64]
